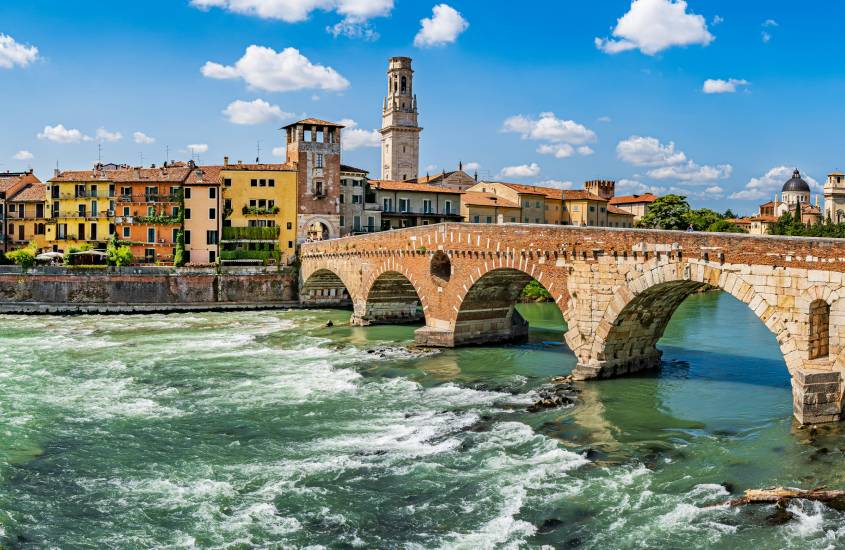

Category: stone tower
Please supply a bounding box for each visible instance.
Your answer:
[380,57,421,181]
[585,180,616,200]
[824,171,845,222]
[284,118,343,243]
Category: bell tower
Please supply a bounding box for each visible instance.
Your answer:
[380,57,421,181]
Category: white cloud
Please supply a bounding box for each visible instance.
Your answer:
[414,4,469,48]
[596,0,714,56]
[577,146,595,156]
[712,15,724,25]
[504,113,596,145]
[0,33,39,69]
[537,179,574,190]
[705,185,724,194]
[537,143,574,158]
[338,119,380,150]
[463,161,481,172]
[598,116,612,123]
[188,144,209,154]
[616,136,686,166]
[96,128,123,142]
[272,145,285,158]
[191,0,393,23]
[328,20,379,40]
[497,163,540,179]
[618,179,667,195]
[202,46,349,92]
[223,99,293,125]
[133,131,155,145]
[37,124,92,144]
[762,19,778,27]
[703,78,750,94]
[762,31,772,43]
[647,161,732,182]
[730,166,820,200]
[13,150,33,160]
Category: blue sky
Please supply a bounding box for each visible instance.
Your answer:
[1,0,844,213]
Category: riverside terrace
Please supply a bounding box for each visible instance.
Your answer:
[300,222,845,425]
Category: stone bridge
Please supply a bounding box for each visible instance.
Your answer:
[300,223,845,425]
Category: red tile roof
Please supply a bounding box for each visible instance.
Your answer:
[462,192,520,208]
[563,190,607,202]
[607,205,635,216]
[340,164,369,174]
[185,166,223,185]
[370,180,464,194]
[609,193,658,205]
[8,183,46,202]
[0,172,40,191]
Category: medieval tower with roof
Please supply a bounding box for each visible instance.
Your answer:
[380,57,421,182]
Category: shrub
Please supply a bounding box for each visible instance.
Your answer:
[5,247,36,271]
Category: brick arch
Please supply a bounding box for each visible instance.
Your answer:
[354,262,429,325]
[300,262,361,308]
[443,257,572,347]
[575,261,799,379]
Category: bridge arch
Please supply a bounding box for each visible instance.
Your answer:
[442,262,571,347]
[355,266,427,326]
[300,267,356,308]
[575,262,799,380]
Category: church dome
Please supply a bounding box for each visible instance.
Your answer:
[782,169,811,193]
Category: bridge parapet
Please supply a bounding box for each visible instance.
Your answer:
[301,223,845,424]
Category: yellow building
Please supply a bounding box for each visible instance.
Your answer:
[7,182,48,249]
[461,191,521,223]
[219,161,298,265]
[46,167,116,251]
[562,190,610,226]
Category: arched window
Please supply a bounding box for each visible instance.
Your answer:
[401,76,407,93]
[809,299,831,360]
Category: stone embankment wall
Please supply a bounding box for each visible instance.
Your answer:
[0,266,297,313]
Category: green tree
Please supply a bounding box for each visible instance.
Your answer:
[706,219,747,234]
[636,194,691,230]
[723,208,737,219]
[173,231,186,267]
[686,208,723,232]
[108,245,134,267]
[521,280,552,302]
[5,245,36,271]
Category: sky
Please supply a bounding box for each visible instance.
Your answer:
[1,0,844,214]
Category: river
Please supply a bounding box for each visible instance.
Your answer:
[1,292,844,549]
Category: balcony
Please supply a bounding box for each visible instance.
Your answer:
[133,214,180,225]
[53,210,114,220]
[364,203,382,211]
[222,226,280,241]
[117,194,181,204]
[242,206,280,216]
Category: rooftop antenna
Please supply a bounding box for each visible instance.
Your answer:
[140,152,144,167]
[165,145,170,164]
[97,143,102,163]
[256,140,261,164]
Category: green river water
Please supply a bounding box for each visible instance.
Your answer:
[2,292,845,549]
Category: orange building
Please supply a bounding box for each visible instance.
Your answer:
[113,166,191,264]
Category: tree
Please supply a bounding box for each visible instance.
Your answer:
[5,245,36,271]
[686,208,723,232]
[636,194,691,230]
[706,219,747,234]
[723,208,737,219]
[108,245,134,267]
[173,231,186,267]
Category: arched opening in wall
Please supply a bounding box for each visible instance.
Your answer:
[301,269,351,307]
[363,271,424,325]
[454,268,566,346]
[430,251,451,283]
[306,221,330,242]
[809,299,831,360]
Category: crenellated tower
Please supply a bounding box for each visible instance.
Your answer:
[585,179,616,200]
[380,57,421,181]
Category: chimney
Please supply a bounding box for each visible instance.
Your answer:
[224,156,229,166]
[238,160,243,165]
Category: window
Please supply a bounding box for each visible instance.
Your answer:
[445,200,452,215]
[511,217,516,223]
[78,204,86,217]
[184,188,191,199]
[353,216,361,231]
[172,229,180,243]
[352,195,362,204]
[383,198,393,212]
[250,179,257,187]
[287,222,292,230]
[288,241,293,248]
[524,217,529,223]
[572,206,580,212]
[535,218,540,224]
[90,223,97,241]
[121,186,131,197]
[316,154,324,168]
[122,207,130,216]
[473,215,480,223]
[522,200,529,207]
[173,207,180,217]
[209,208,217,220]
[207,230,218,245]
[147,206,155,216]
[600,207,606,213]
[341,179,347,187]
[268,179,275,187]
[339,215,345,227]
[399,198,410,213]
[486,216,493,224]
[209,251,216,263]
[224,178,232,187]
[422,199,432,214]
[209,187,217,199]
[184,208,191,220]
[147,228,156,243]
[122,226,130,238]
[259,179,266,187]
[589,205,595,212]
[184,230,191,245]
[339,194,345,204]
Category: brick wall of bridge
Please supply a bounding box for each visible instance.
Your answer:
[301,223,845,424]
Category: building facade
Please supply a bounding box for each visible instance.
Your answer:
[461,192,521,224]
[183,166,221,265]
[608,193,657,223]
[284,119,342,243]
[46,167,116,251]
[220,161,298,265]
[339,165,380,235]
[371,180,462,229]
[380,57,421,182]
[0,170,41,252]
[6,181,47,249]
[825,171,845,222]
[114,166,190,264]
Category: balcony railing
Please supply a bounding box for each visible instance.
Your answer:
[222,226,280,241]
[242,206,280,216]
[117,194,182,203]
[382,208,459,216]
[52,210,114,219]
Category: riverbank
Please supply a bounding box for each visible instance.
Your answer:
[0,266,298,313]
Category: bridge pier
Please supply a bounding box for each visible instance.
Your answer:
[414,309,529,347]
[792,368,844,424]
[351,300,424,326]
[572,350,664,380]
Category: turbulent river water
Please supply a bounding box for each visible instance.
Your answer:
[2,292,845,549]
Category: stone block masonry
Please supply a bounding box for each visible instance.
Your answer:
[301,222,845,425]
[0,267,297,313]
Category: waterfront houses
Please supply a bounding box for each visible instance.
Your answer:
[6,181,48,249]
[220,160,298,265]
[114,165,191,264]
[370,180,463,229]
[183,166,221,265]
[46,166,117,251]
[608,193,658,223]
[0,170,42,253]
[339,165,380,235]
[461,191,521,224]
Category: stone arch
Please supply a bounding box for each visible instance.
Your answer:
[301,267,354,308]
[446,262,570,347]
[301,215,337,242]
[575,261,797,380]
[355,266,427,326]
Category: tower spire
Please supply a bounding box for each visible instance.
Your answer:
[380,56,422,181]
